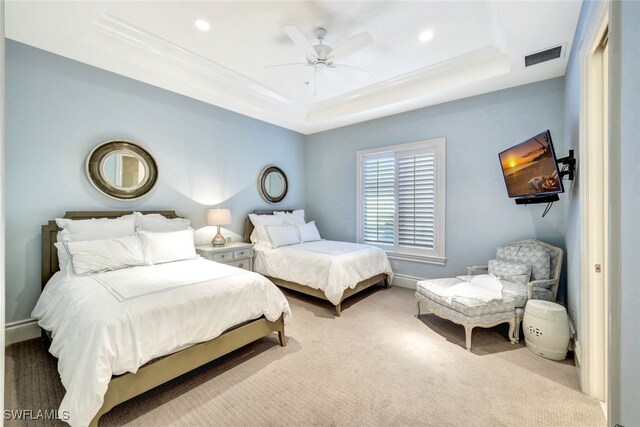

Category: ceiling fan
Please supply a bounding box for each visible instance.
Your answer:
[266,25,373,95]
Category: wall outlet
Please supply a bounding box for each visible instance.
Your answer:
[391,260,399,270]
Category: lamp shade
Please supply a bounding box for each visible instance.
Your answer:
[206,208,231,226]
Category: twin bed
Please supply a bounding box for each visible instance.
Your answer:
[35,209,392,426]
[245,210,393,316]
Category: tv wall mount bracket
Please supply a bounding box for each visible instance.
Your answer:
[556,149,576,181]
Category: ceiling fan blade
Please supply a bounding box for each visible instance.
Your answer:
[263,63,310,70]
[330,63,370,81]
[327,31,373,61]
[264,63,315,86]
[283,25,318,60]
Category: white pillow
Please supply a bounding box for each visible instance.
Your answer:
[137,229,196,264]
[295,221,322,243]
[136,212,191,232]
[275,209,305,225]
[60,235,146,276]
[54,242,73,277]
[56,216,136,242]
[296,221,322,243]
[264,224,301,249]
[248,213,286,246]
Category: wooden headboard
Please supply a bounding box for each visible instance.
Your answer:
[41,210,179,289]
[244,209,294,244]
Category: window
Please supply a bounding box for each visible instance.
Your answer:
[356,138,446,264]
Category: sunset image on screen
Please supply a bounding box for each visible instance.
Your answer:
[499,132,562,197]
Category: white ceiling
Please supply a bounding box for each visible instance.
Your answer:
[5,1,582,134]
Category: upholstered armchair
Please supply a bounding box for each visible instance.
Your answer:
[415,239,563,351]
[467,239,563,300]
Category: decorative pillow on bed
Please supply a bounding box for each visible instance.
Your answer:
[59,235,147,276]
[248,213,286,246]
[135,212,191,232]
[56,216,136,242]
[264,224,301,248]
[487,259,531,285]
[137,229,197,264]
[295,221,322,243]
[274,209,306,225]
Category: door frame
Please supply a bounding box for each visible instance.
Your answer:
[577,0,609,404]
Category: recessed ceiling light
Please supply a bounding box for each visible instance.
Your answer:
[419,30,434,43]
[195,19,210,32]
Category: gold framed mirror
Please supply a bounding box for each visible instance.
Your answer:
[258,165,288,204]
[86,140,158,200]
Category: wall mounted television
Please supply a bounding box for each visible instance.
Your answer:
[498,130,564,200]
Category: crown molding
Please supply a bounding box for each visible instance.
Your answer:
[94,14,299,110]
[93,14,310,131]
[306,46,510,128]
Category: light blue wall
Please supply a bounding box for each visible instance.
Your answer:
[305,78,567,285]
[5,40,306,323]
[610,2,640,425]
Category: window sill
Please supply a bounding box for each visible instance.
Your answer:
[385,251,446,266]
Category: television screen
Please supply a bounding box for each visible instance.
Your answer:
[498,130,564,198]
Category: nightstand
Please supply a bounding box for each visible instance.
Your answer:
[195,242,254,271]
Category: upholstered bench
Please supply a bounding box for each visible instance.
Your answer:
[415,278,519,351]
[415,239,563,351]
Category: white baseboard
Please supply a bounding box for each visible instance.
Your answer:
[392,274,423,289]
[5,319,40,345]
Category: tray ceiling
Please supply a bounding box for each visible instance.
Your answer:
[5,1,582,134]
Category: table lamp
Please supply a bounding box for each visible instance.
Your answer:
[206,208,231,246]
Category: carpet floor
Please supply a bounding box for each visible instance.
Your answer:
[5,286,605,426]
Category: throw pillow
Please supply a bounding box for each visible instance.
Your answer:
[496,242,551,281]
[488,259,531,285]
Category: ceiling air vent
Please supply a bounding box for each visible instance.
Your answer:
[525,45,563,67]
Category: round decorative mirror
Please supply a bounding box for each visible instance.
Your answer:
[258,165,288,204]
[86,140,158,200]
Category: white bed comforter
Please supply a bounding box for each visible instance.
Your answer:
[32,258,291,427]
[254,240,393,305]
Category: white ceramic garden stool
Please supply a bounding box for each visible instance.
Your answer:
[523,300,571,361]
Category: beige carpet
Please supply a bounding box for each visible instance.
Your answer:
[5,286,605,426]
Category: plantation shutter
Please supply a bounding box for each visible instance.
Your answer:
[362,156,395,245]
[398,151,436,249]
